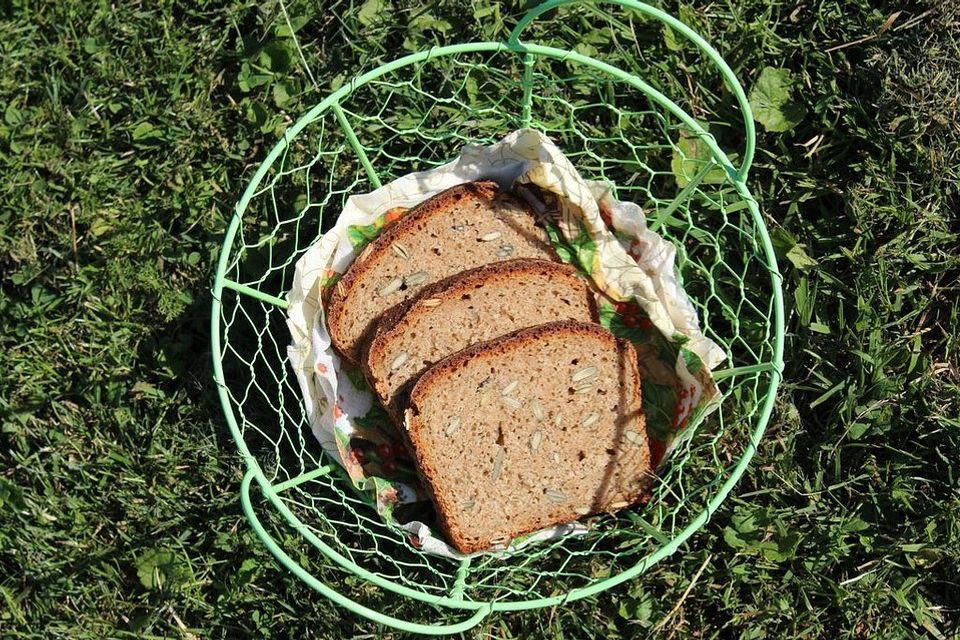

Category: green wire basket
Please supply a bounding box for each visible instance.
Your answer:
[211,0,785,633]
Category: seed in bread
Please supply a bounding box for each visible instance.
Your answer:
[404,321,651,554]
[326,181,555,362]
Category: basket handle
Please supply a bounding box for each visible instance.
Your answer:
[508,0,755,180]
[239,469,491,635]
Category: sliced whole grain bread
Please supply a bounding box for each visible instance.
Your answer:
[404,321,651,554]
[363,258,597,416]
[326,181,555,362]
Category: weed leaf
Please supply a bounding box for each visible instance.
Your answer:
[136,549,189,591]
[671,131,728,187]
[749,67,807,132]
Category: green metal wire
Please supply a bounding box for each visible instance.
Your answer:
[507,0,757,180]
[210,1,784,633]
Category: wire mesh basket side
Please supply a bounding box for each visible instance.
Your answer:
[212,3,783,627]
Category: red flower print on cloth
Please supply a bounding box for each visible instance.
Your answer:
[599,202,614,229]
[383,206,407,226]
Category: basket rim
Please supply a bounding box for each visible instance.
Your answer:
[210,24,784,630]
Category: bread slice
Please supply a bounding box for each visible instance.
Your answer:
[363,259,597,416]
[327,181,555,362]
[404,321,651,554]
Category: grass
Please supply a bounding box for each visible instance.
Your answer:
[1,0,958,637]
